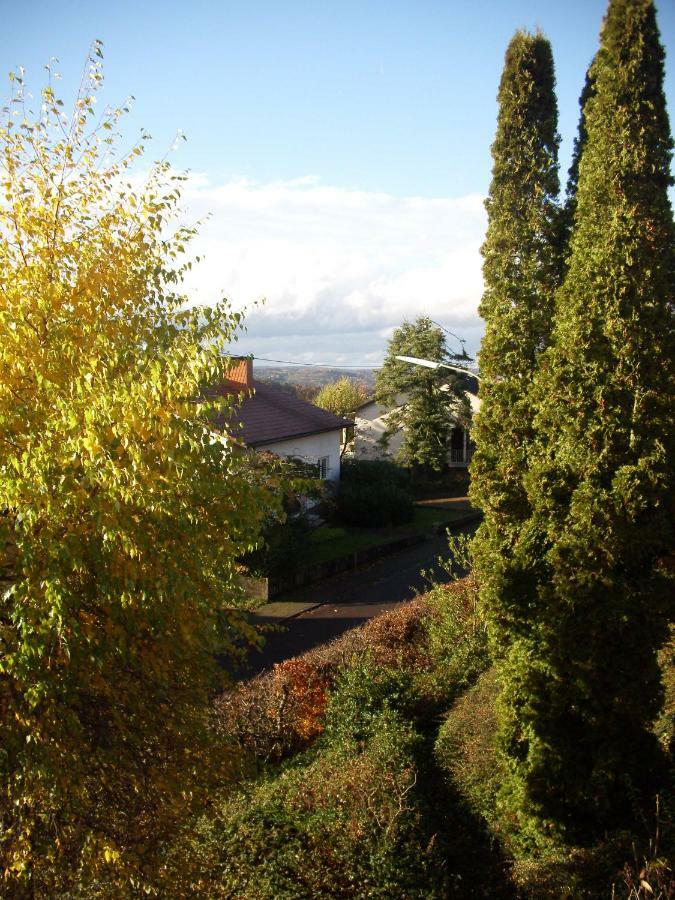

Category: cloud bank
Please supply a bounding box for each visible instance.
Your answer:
[180,174,487,366]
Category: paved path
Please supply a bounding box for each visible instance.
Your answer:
[237,517,477,679]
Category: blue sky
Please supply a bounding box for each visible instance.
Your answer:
[5,1,675,365]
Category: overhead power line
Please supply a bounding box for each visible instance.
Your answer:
[251,355,383,369]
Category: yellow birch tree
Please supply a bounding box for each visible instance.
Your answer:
[0,44,271,895]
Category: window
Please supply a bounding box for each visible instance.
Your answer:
[449,427,466,463]
[317,456,330,479]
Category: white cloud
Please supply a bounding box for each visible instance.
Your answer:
[179,174,487,365]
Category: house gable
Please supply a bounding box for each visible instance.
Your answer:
[206,359,353,482]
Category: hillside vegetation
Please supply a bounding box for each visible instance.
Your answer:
[154,565,673,898]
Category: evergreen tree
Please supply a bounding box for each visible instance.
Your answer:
[564,67,596,233]
[469,31,562,655]
[504,0,675,842]
[375,317,469,473]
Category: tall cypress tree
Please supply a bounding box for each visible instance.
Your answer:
[562,67,596,247]
[470,31,562,654]
[505,0,675,842]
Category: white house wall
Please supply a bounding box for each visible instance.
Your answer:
[354,401,404,461]
[354,391,481,467]
[258,430,343,482]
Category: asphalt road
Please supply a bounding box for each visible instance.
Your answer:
[237,522,477,679]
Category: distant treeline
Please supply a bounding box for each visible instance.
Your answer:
[256,366,377,402]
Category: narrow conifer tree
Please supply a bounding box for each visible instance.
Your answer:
[562,67,596,250]
[470,31,562,653]
[504,0,675,841]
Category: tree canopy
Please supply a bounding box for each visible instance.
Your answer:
[0,47,273,893]
[314,377,368,420]
[314,377,367,457]
[468,29,562,659]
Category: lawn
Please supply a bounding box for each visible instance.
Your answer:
[306,505,472,567]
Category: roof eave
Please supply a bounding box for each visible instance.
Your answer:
[248,421,353,448]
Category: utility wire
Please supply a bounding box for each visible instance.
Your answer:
[251,355,383,369]
[428,319,473,359]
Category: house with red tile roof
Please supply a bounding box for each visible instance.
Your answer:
[209,358,352,483]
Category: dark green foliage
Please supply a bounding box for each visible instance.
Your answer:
[341,457,411,489]
[337,480,414,527]
[500,0,675,842]
[375,316,470,473]
[469,30,562,661]
[422,577,489,704]
[323,658,416,745]
[167,677,445,898]
[563,66,596,242]
[165,578,493,898]
[436,667,675,898]
[436,668,501,829]
[338,458,414,526]
[240,515,311,578]
[410,466,470,499]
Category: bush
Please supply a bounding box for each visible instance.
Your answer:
[341,458,411,489]
[164,710,445,899]
[214,658,331,762]
[240,515,311,578]
[411,466,470,499]
[214,580,490,769]
[435,667,501,829]
[336,459,415,527]
[421,574,489,705]
[323,657,416,747]
[214,600,432,764]
[337,480,414,527]
[436,668,675,899]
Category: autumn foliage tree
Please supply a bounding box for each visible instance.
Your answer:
[0,47,272,893]
[314,377,367,456]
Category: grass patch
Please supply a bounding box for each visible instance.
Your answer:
[305,506,470,567]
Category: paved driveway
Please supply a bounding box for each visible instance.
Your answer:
[237,521,477,679]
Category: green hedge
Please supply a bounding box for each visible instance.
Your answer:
[337,481,414,527]
[166,669,446,898]
[341,458,411,488]
[240,516,311,578]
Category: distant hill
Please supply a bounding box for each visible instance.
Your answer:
[254,366,378,397]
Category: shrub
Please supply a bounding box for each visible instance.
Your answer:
[340,458,411,488]
[411,466,471,499]
[337,459,415,527]
[164,711,445,899]
[436,668,675,899]
[421,575,490,705]
[655,624,675,755]
[214,658,331,762]
[435,667,501,830]
[214,580,491,770]
[240,515,311,579]
[337,481,414,527]
[323,657,416,747]
[214,599,431,765]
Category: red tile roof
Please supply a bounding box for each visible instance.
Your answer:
[208,379,353,447]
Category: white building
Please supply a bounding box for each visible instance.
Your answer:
[353,375,480,468]
[210,358,351,483]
